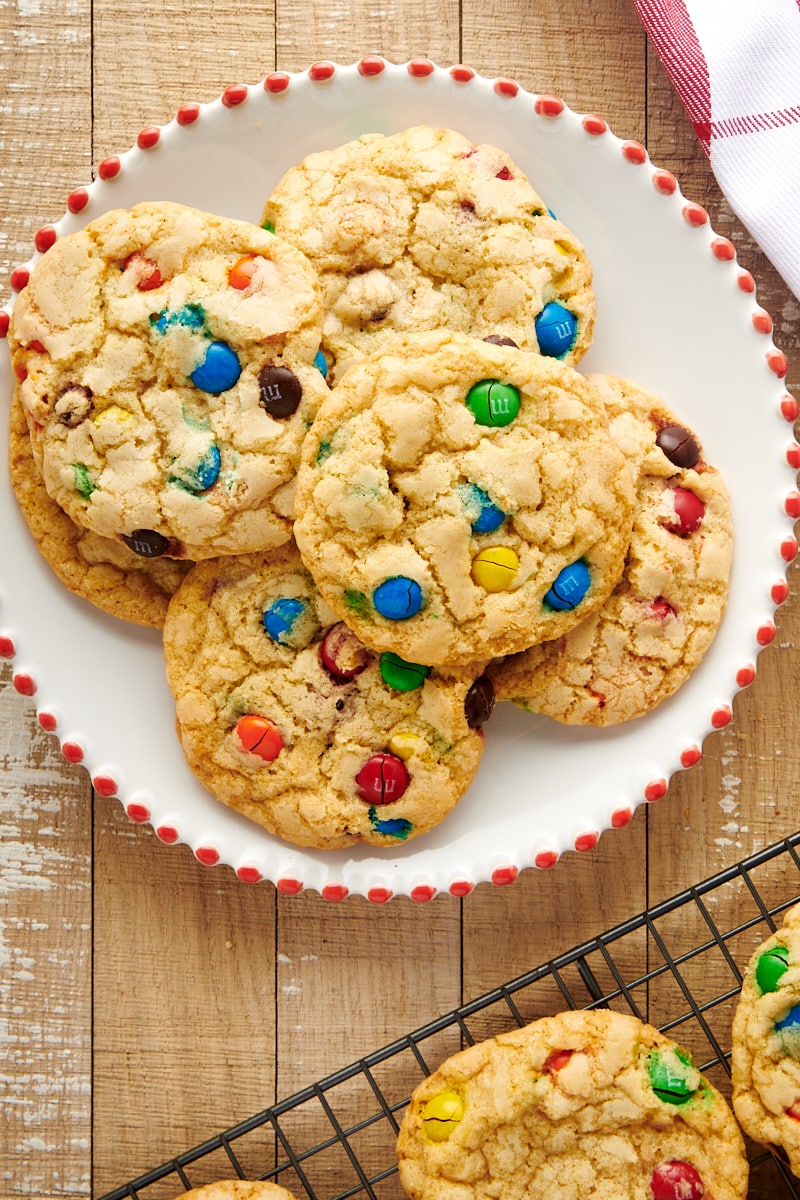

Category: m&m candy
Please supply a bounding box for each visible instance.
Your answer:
[755,944,790,994]
[471,546,519,591]
[421,1091,464,1142]
[191,341,241,394]
[544,560,590,611]
[373,577,424,620]
[355,752,409,805]
[465,379,520,427]
[234,714,283,762]
[534,301,577,358]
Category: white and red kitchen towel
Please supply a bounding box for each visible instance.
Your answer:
[630,0,800,302]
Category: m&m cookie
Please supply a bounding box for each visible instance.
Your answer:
[490,375,733,724]
[162,542,491,849]
[397,1009,748,1200]
[8,389,190,628]
[293,331,635,666]
[262,125,595,381]
[732,901,800,1177]
[8,201,327,560]
[172,1184,300,1200]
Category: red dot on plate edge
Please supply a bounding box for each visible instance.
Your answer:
[237,865,262,884]
[97,156,121,180]
[645,779,668,803]
[13,673,36,696]
[681,746,702,769]
[492,865,519,886]
[92,775,118,796]
[195,846,220,866]
[411,885,436,902]
[137,126,161,150]
[126,802,150,824]
[737,664,757,688]
[264,73,290,93]
[535,850,558,870]
[321,884,349,902]
[712,706,733,729]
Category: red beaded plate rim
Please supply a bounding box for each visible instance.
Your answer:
[0,58,796,901]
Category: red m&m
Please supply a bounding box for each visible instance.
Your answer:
[649,1160,705,1200]
[355,752,409,805]
[661,487,705,536]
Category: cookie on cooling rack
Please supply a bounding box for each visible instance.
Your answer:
[489,374,733,724]
[8,200,328,560]
[172,1184,299,1200]
[293,331,635,667]
[262,124,594,380]
[8,388,190,628]
[732,901,800,1177]
[162,540,493,850]
[397,1008,748,1200]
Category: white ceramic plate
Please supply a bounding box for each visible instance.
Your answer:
[1,59,797,901]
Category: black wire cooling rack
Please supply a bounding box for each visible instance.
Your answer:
[100,831,800,1200]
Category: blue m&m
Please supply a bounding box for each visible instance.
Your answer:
[460,483,506,534]
[191,341,242,393]
[169,446,219,492]
[534,301,578,358]
[544,560,591,611]
[775,1005,800,1057]
[263,597,306,645]
[373,577,424,621]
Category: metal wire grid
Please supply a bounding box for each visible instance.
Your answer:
[99,831,800,1200]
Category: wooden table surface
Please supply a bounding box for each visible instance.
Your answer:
[1,2,798,1198]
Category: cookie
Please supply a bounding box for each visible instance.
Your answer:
[489,375,733,724]
[397,1008,748,1200]
[8,387,190,627]
[162,541,492,849]
[731,902,800,1176]
[172,1184,299,1200]
[293,332,636,667]
[262,125,595,381]
[8,201,327,560]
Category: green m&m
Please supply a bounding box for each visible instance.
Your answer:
[647,1048,700,1106]
[465,378,520,427]
[379,652,431,692]
[755,944,790,994]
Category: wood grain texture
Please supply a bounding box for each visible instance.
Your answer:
[0,2,797,1198]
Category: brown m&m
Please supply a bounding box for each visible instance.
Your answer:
[258,364,303,417]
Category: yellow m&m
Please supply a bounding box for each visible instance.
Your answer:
[471,546,519,592]
[421,1090,464,1142]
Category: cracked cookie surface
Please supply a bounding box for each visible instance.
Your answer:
[489,375,732,724]
[262,125,595,381]
[8,388,190,628]
[732,902,800,1177]
[8,201,326,560]
[397,1008,748,1200]
[293,332,635,667]
[163,541,491,849]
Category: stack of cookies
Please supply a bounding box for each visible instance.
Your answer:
[6,125,733,851]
